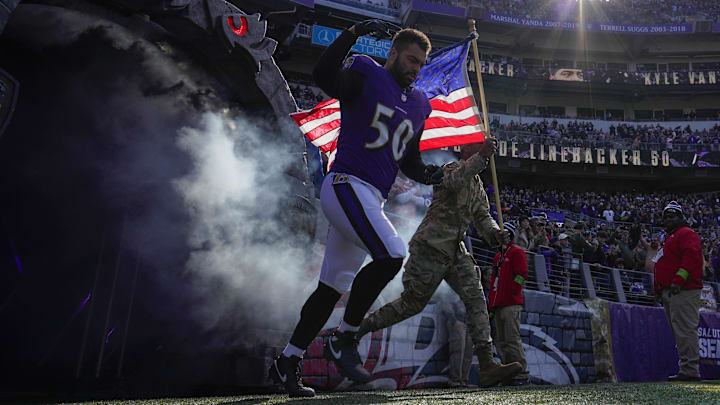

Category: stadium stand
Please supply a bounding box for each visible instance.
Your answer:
[473,0,720,24]
[492,119,720,152]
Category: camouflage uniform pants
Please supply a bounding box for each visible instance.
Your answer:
[359,242,492,352]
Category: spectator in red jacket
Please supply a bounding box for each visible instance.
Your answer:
[489,222,530,385]
[654,201,703,381]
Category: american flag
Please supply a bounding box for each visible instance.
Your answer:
[291,34,484,166]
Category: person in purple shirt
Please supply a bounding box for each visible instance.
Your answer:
[269,19,443,397]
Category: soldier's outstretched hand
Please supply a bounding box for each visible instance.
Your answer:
[495,229,505,246]
[479,137,498,158]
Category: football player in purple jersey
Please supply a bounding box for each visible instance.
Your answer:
[269,20,444,397]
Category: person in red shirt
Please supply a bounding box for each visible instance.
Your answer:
[489,222,530,385]
[653,201,703,381]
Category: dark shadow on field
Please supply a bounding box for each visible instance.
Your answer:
[219,393,390,404]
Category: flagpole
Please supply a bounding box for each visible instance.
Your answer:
[468,19,504,230]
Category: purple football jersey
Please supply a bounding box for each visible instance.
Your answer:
[330,55,432,198]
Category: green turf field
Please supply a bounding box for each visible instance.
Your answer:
[55,382,720,405]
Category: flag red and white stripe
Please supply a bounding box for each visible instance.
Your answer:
[291,99,341,167]
[420,87,484,151]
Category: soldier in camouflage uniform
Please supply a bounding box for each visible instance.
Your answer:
[357,139,522,388]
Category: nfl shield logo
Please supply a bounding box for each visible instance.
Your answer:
[333,173,348,184]
[0,68,19,138]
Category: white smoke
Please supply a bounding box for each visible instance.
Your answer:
[422,148,459,167]
[173,113,310,334]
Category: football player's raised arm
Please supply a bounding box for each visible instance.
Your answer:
[313,29,364,100]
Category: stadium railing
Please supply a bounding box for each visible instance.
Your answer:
[386,208,718,310]
[468,236,668,307]
[538,246,588,300]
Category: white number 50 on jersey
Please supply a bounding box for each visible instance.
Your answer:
[365,103,414,161]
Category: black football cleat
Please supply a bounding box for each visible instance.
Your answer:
[268,355,315,397]
[324,330,371,383]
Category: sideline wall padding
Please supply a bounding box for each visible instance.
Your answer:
[299,289,594,389]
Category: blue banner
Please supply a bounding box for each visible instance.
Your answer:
[311,25,392,59]
[485,13,693,34]
[609,301,720,381]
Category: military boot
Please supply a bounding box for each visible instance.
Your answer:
[475,345,523,388]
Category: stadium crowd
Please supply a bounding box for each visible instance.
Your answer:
[474,0,720,24]
[289,82,327,110]
[386,180,720,284]
[492,119,720,151]
[496,188,720,297]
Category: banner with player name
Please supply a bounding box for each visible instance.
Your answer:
[494,141,720,168]
[639,70,720,86]
[608,301,720,381]
[485,13,693,34]
[466,62,719,87]
[467,60,516,77]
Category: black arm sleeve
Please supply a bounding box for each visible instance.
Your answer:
[312,30,364,100]
[400,129,428,184]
